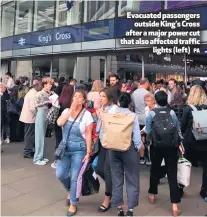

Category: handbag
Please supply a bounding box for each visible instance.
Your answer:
[81,163,100,196]
[177,157,192,187]
[55,108,84,160]
[47,97,60,125]
[7,100,20,115]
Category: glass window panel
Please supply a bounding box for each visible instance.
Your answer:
[166,1,207,9]
[15,0,33,35]
[55,0,81,27]
[1,2,15,37]
[33,58,52,78]
[33,0,55,31]
[118,0,161,17]
[84,1,115,22]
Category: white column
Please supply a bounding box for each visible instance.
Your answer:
[184,54,187,84]
[28,8,32,32]
[141,54,145,78]
[104,56,107,86]
[164,0,168,9]
[15,2,19,34]
[55,0,59,27]
[33,0,38,31]
[49,60,52,78]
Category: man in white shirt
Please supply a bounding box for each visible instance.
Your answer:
[19,79,42,158]
[5,72,15,92]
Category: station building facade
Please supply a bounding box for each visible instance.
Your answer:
[1,0,207,83]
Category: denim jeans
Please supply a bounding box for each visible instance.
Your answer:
[56,150,85,205]
[33,109,48,163]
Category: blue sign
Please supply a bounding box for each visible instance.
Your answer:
[115,18,134,38]
[13,34,32,50]
[31,29,53,47]
[169,6,207,29]
[82,19,114,41]
[1,36,13,51]
[53,25,82,45]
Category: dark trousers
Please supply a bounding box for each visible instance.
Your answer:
[96,145,112,196]
[55,122,62,150]
[200,151,207,191]
[10,113,24,142]
[24,123,35,155]
[148,147,181,204]
[110,145,140,209]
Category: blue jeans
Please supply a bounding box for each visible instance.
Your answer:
[33,109,48,163]
[56,150,85,205]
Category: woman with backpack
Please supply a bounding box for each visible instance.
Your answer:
[145,91,182,216]
[96,87,118,213]
[109,92,143,217]
[181,85,207,202]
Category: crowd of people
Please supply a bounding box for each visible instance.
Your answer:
[1,72,207,216]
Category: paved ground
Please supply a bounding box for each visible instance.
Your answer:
[1,138,207,216]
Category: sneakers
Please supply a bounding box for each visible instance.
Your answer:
[5,138,10,144]
[140,158,146,165]
[200,188,207,202]
[127,210,133,217]
[43,158,49,163]
[146,159,152,166]
[34,160,46,166]
[51,160,57,169]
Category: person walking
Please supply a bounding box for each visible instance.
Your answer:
[145,91,182,216]
[56,89,93,216]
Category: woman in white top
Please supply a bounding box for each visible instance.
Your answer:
[56,89,93,216]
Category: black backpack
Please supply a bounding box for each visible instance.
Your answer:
[151,108,179,148]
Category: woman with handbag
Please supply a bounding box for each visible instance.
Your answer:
[56,89,93,216]
[96,87,118,213]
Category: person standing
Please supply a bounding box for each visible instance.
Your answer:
[109,73,121,104]
[0,83,10,146]
[33,78,54,166]
[96,87,118,213]
[181,85,207,202]
[168,78,177,104]
[19,80,42,158]
[56,89,93,216]
[5,72,14,93]
[109,93,142,217]
[51,78,76,168]
[131,78,150,164]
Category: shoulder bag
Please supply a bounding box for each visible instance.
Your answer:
[55,108,85,160]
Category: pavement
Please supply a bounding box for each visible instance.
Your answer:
[1,137,207,216]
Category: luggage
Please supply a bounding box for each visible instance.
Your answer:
[177,157,192,187]
[151,108,179,148]
[101,111,136,151]
[189,104,207,140]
